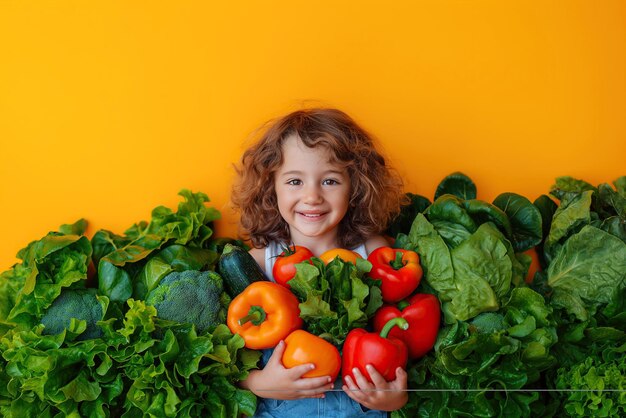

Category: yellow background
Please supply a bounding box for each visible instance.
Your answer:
[1,1,624,270]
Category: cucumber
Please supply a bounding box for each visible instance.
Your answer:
[218,243,267,296]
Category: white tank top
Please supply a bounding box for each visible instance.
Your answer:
[264,241,368,280]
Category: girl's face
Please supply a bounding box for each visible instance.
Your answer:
[274,135,351,250]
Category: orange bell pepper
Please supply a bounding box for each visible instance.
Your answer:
[318,248,362,265]
[282,330,341,381]
[227,281,303,349]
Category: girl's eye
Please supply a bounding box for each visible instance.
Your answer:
[286,179,302,186]
[322,179,340,186]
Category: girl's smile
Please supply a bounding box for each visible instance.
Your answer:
[297,211,326,220]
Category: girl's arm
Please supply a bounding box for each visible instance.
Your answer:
[364,234,392,255]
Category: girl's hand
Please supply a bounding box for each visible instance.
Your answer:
[242,340,334,400]
[342,364,408,411]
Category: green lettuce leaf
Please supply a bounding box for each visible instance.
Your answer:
[430,219,473,249]
[1,230,92,335]
[447,223,511,321]
[406,213,456,300]
[547,225,626,321]
[544,190,593,263]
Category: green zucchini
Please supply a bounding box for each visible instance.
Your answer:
[218,243,267,296]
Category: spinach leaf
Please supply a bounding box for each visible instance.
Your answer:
[98,260,133,303]
[595,182,626,219]
[426,194,477,234]
[533,194,558,268]
[600,216,626,243]
[463,199,513,238]
[493,192,543,252]
[435,172,477,200]
[534,195,558,241]
[386,192,431,238]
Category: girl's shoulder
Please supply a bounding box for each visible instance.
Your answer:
[249,247,266,271]
[249,241,284,278]
[364,234,392,255]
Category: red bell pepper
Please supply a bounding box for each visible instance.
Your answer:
[373,293,441,359]
[341,317,409,384]
[367,247,422,303]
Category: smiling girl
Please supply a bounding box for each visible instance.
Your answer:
[231,108,407,417]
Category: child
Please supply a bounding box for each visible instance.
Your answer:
[231,108,408,417]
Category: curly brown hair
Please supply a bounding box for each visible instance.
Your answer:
[231,108,405,249]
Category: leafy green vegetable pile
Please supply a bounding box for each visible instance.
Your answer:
[389,173,626,418]
[535,177,626,417]
[0,191,259,418]
[1,174,624,418]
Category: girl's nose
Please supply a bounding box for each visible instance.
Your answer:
[302,185,323,205]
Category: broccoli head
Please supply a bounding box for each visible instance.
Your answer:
[41,288,104,340]
[146,269,227,333]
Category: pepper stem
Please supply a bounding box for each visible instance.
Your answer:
[238,305,267,326]
[281,244,296,257]
[389,251,406,270]
[379,317,409,338]
[397,300,410,311]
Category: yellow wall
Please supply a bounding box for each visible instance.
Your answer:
[1,1,624,270]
